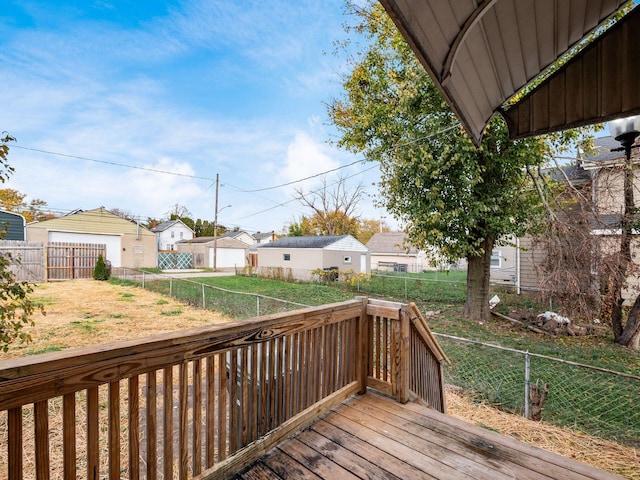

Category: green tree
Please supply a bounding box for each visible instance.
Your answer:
[93,254,110,281]
[356,218,390,245]
[329,3,586,321]
[0,133,41,351]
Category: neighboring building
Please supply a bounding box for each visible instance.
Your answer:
[151,219,195,251]
[367,232,442,273]
[0,210,26,240]
[26,207,156,268]
[494,136,640,297]
[256,235,369,282]
[176,236,248,269]
[220,229,255,246]
[253,231,275,245]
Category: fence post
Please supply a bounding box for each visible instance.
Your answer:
[256,296,260,317]
[524,350,530,419]
[202,284,206,309]
[170,277,173,298]
[355,296,369,395]
[404,277,408,298]
[396,305,411,403]
[142,271,145,289]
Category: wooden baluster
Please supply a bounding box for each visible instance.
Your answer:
[163,367,173,480]
[63,393,76,480]
[88,387,99,480]
[146,373,157,480]
[35,400,50,480]
[206,356,215,468]
[108,381,120,480]
[179,363,188,480]
[217,352,227,461]
[8,407,23,480]
[193,359,202,476]
[128,376,140,480]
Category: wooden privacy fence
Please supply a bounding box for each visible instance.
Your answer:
[47,242,106,281]
[0,241,107,282]
[0,297,448,480]
[0,241,45,283]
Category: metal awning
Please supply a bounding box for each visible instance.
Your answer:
[379,0,638,145]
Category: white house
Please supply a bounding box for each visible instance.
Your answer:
[256,235,369,281]
[151,219,195,251]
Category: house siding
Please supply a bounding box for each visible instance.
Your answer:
[0,210,25,240]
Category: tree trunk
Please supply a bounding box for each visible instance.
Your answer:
[464,236,495,322]
[616,293,640,350]
[608,156,639,349]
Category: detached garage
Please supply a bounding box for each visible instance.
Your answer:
[256,235,370,282]
[26,207,156,269]
[177,237,248,269]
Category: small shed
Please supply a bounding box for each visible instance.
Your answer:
[256,235,369,281]
[0,210,26,240]
[176,236,248,269]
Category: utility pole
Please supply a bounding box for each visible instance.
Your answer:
[213,173,219,271]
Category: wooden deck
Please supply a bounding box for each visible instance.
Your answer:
[236,391,623,480]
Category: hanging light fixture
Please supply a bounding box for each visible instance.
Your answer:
[609,115,640,159]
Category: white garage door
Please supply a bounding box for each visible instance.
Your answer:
[48,232,122,267]
[208,247,246,268]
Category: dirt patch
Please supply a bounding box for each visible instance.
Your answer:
[0,279,232,360]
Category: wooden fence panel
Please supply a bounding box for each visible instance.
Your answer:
[47,242,106,280]
[0,240,45,282]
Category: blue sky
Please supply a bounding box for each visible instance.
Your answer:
[0,0,388,233]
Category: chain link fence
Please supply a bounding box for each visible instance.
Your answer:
[435,333,640,447]
[111,268,639,447]
[112,268,310,319]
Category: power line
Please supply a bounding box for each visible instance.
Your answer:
[233,158,368,193]
[12,145,216,181]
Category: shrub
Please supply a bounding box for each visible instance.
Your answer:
[93,254,110,280]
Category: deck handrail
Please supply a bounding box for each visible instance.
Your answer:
[0,297,447,480]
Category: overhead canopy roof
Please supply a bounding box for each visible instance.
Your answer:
[379,0,640,145]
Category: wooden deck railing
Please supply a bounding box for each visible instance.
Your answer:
[0,297,447,480]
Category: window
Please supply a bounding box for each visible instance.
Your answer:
[283,253,291,261]
[133,245,144,254]
[171,231,175,238]
[490,249,501,268]
[343,256,352,264]
[180,231,184,239]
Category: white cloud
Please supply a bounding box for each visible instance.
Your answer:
[278,132,341,193]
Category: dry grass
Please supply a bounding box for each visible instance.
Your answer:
[0,279,232,360]
[446,386,638,479]
[0,280,636,478]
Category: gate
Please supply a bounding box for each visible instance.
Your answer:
[158,251,193,269]
[47,242,107,280]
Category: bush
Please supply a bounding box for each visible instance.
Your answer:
[93,254,110,280]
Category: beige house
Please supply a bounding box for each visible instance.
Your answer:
[176,236,248,269]
[256,235,369,282]
[494,137,640,298]
[366,232,452,273]
[26,207,156,269]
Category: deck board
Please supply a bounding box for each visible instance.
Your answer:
[238,391,625,480]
